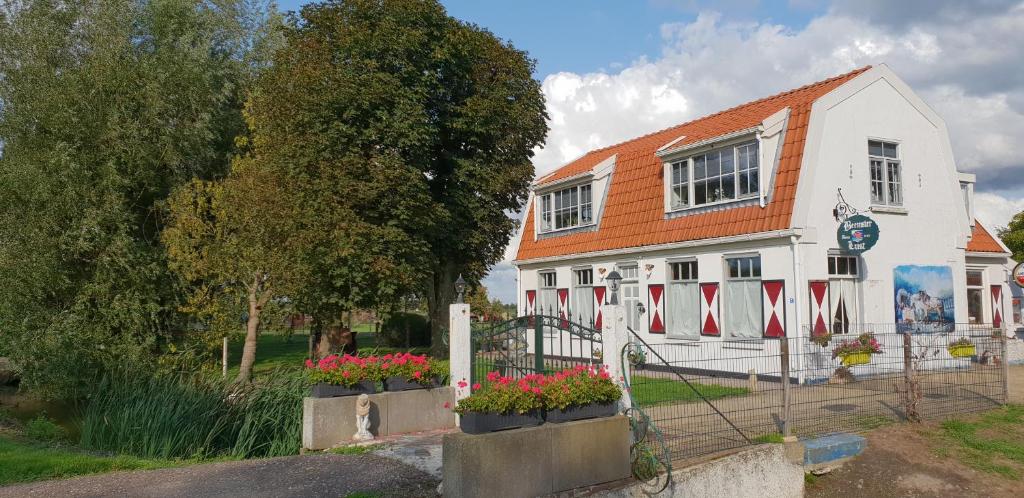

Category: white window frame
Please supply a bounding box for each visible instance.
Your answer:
[667,140,759,212]
[723,255,762,339]
[868,140,902,206]
[572,268,594,326]
[666,260,699,340]
[827,254,860,333]
[965,268,986,324]
[537,183,594,233]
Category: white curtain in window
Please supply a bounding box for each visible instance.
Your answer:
[725,281,761,338]
[538,289,557,316]
[572,286,594,326]
[829,279,858,333]
[667,282,699,338]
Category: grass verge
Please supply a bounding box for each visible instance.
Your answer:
[630,375,750,406]
[0,436,182,486]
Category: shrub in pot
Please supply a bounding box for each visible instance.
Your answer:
[381,353,449,391]
[453,376,544,434]
[540,365,620,423]
[947,337,976,358]
[305,354,383,397]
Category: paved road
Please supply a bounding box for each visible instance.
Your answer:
[0,453,439,498]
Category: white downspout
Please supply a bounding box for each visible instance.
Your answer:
[790,234,806,384]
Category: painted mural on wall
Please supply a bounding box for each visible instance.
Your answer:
[894,265,955,332]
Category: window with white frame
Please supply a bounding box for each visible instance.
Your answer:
[618,264,641,330]
[538,184,593,233]
[572,268,595,326]
[828,255,860,334]
[668,141,759,210]
[666,260,699,339]
[538,271,557,316]
[724,256,762,338]
[868,140,902,206]
[966,270,984,324]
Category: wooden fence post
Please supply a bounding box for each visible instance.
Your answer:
[780,338,791,437]
[902,332,920,422]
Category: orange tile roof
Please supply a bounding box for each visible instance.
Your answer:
[966,222,1006,253]
[516,67,871,262]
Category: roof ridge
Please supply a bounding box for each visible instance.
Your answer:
[548,65,872,164]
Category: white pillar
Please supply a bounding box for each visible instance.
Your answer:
[449,303,472,401]
[601,303,632,411]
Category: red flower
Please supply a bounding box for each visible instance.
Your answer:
[304,359,314,368]
[413,371,423,379]
[472,383,481,390]
[457,380,468,389]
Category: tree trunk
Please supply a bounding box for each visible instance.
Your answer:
[236,277,273,383]
[236,285,263,383]
[427,264,456,357]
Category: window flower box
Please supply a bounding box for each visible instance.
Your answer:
[310,380,376,398]
[839,352,871,367]
[947,339,976,358]
[458,410,544,434]
[545,401,616,423]
[832,333,882,367]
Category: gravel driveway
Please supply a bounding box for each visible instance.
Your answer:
[0,453,439,498]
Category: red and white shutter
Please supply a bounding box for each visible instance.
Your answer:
[808,281,830,338]
[991,285,1003,328]
[762,280,786,338]
[525,290,536,316]
[648,284,665,334]
[557,288,569,326]
[594,287,606,329]
[700,283,720,336]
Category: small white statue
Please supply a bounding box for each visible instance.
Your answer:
[353,394,374,441]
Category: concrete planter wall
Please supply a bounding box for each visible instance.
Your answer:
[302,387,455,450]
[443,415,631,498]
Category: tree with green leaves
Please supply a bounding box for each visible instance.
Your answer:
[248,0,547,354]
[998,211,1024,262]
[0,0,279,396]
[163,156,306,382]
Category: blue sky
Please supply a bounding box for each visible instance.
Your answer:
[272,1,1024,303]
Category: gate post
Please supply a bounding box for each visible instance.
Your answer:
[449,302,472,401]
[601,303,632,411]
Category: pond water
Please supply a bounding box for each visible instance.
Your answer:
[0,385,80,440]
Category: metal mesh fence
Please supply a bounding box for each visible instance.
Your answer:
[625,324,1009,463]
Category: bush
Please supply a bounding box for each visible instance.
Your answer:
[25,414,66,442]
[79,368,304,460]
[378,313,430,348]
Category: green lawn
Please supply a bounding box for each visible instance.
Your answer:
[0,436,183,486]
[630,375,750,406]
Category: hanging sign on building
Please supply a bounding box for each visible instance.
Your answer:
[836,214,879,255]
[1013,262,1024,288]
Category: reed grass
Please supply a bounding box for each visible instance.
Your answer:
[78,367,304,460]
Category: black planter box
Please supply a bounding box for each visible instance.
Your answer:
[310,380,376,398]
[545,402,617,423]
[459,410,543,434]
[383,376,444,391]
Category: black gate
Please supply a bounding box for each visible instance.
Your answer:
[470,314,602,385]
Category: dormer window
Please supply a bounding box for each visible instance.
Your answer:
[538,183,593,233]
[668,141,759,210]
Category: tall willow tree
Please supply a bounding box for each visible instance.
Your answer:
[250,0,547,352]
[0,0,280,397]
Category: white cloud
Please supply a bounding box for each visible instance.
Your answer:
[975,192,1024,231]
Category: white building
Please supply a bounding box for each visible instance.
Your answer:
[512,65,1017,354]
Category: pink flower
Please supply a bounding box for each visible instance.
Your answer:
[532,387,541,394]
[304,359,314,368]
[342,371,350,378]
[472,383,481,390]
[487,371,499,382]
[457,380,468,389]
[413,371,423,379]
